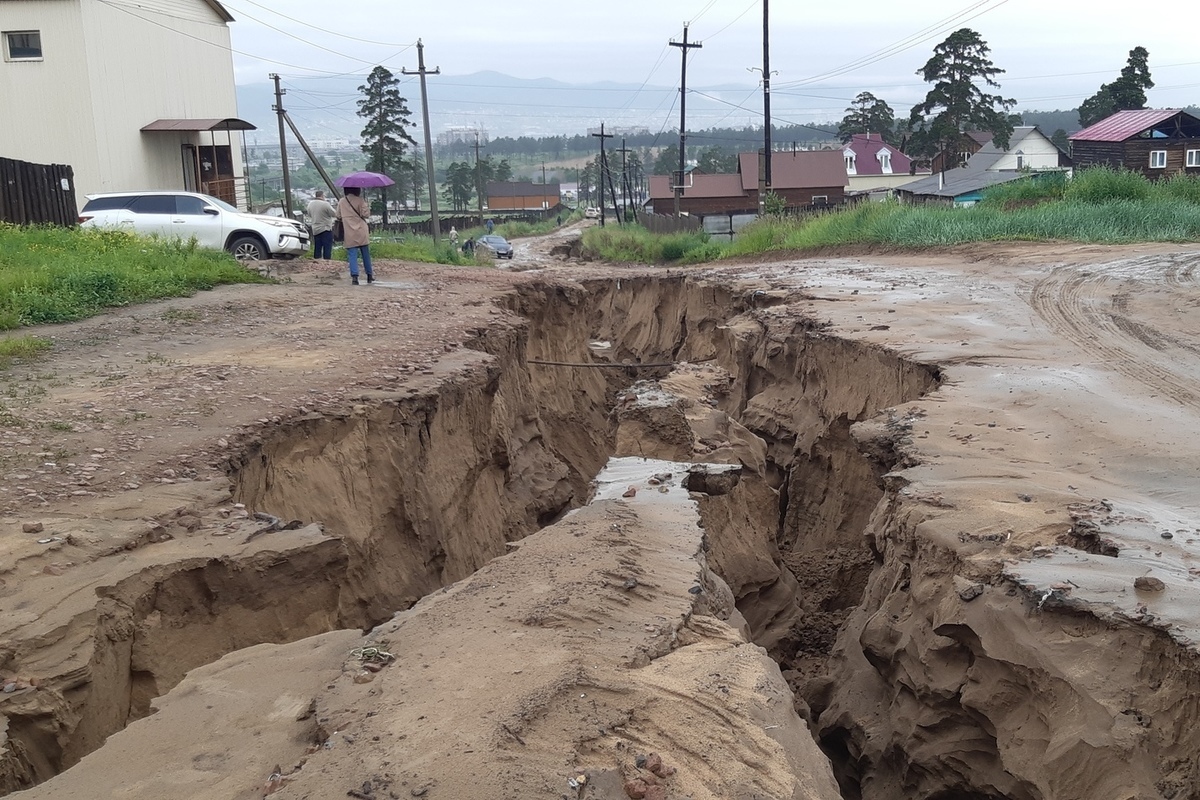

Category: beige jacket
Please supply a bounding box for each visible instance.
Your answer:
[337,195,370,248]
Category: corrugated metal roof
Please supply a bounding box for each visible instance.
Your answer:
[844,134,914,176]
[897,168,1034,199]
[648,173,746,201]
[141,118,256,132]
[738,149,848,192]
[486,181,560,198]
[1069,109,1182,142]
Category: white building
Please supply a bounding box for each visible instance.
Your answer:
[0,0,252,208]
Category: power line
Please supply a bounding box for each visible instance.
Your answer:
[225,0,414,47]
[220,1,410,67]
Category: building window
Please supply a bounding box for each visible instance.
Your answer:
[1187,150,1200,168]
[812,195,829,205]
[878,150,892,173]
[3,30,42,61]
[844,152,856,174]
[1150,150,1167,169]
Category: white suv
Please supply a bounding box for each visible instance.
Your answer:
[79,191,309,260]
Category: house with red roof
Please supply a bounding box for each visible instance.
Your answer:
[647,170,751,215]
[841,134,926,194]
[1069,109,1200,179]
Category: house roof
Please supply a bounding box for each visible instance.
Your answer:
[738,149,847,192]
[201,0,235,22]
[844,134,914,176]
[896,167,1031,199]
[648,173,746,201]
[1069,109,1184,142]
[141,118,256,132]
[486,181,560,197]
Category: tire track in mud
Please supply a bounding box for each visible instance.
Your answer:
[1028,254,1200,408]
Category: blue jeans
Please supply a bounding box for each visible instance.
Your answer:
[347,245,373,278]
[312,230,333,259]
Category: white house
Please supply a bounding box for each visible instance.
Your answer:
[0,0,253,209]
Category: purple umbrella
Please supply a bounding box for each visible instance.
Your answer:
[334,171,396,188]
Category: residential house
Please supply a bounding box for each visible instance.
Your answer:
[842,133,925,195]
[927,130,994,174]
[1069,109,1200,179]
[0,0,253,208]
[486,181,561,211]
[896,126,1071,206]
[737,149,848,208]
[646,171,751,216]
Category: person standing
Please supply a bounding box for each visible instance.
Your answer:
[307,190,337,260]
[337,187,373,285]
[485,218,494,235]
[449,226,459,248]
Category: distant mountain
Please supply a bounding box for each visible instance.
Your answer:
[235,71,779,145]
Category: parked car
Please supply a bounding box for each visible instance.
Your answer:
[79,191,309,260]
[477,234,514,259]
[584,207,600,219]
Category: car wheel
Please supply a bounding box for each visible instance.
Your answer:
[229,236,266,261]
[506,252,514,259]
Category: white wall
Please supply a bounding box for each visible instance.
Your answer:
[989,130,1062,171]
[848,173,922,193]
[0,0,99,196]
[0,0,241,203]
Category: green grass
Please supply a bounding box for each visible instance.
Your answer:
[366,235,475,265]
[582,170,1200,265]
[0,224,267,329]
[0,335,52,369]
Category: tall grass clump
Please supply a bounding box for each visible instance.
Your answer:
[0,224,266,330]
[368,235,472,265]
[1064,167,1152,203]
[979,172,1067,208]
[582,225,714,264]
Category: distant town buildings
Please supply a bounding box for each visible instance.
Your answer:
[586,126,651,138]
[436,126,489,146]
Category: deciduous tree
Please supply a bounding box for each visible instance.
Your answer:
[909,28,1015,170]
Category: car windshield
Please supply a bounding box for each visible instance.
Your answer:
[202,195,241,213]
[483,236,507,244]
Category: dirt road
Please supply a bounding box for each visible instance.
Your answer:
[3,238,1200,799]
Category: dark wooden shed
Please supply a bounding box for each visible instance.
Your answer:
[1069,109,1200,179]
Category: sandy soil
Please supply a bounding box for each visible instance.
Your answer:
[2,233,1200,798]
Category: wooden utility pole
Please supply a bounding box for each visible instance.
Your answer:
[270,73,293,218]
[615,139,633,222]
[591,123,613,227]
[669,24,702,216]
[473,133,485,226]
[762,0,773,193]
[402,39,442,245]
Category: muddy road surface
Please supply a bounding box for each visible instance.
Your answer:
[2,239,1199,799]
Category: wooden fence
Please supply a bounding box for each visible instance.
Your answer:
[641,213,704,235]
[0,157,78,226]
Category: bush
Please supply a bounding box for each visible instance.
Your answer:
[581,225,713,264]
[0,224,266,329]
[979,173,1067,208]
[1065,167,1151,203]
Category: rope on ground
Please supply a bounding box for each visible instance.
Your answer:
[527,357,716,368]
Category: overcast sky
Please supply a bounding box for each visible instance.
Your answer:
[225,0,1200,130]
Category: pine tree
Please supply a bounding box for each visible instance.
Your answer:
[838,92,897,144]
[909,28,1015,171]
[1079,47,1154,128]
[357,66,417,224]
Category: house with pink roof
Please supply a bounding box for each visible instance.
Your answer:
[841,134,926,195]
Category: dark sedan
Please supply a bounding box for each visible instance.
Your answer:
[477,234,514,259]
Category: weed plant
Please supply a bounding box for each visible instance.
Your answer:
[367,236,472,265]
[0,335,51,369]
[0,225,265,329]
[582,225,714,263]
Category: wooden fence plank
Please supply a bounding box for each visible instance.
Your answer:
[0,156,77,226]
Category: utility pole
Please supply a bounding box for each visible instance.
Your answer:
[473,133,485,227]
[541,161,547,185]
[616,139,632,222]
[669,24,702,216]
[271,73,293,218]
[762,0,773,193]
[591,123,613,227]
[402,39,442,245]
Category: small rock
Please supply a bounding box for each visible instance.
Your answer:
[1161,531,1174,539]
[1018,493,1033,502]
[687,585,703,595]
[622,486,637,498]
[645,754,664,775]
[2,683,15,694]
[22,522,43,534]
[353,670,375,684]
[1134,576,1166,592]
[958,583,985,602]
[624,779,649,799]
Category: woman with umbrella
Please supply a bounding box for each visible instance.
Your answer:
[336,171,393,285]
